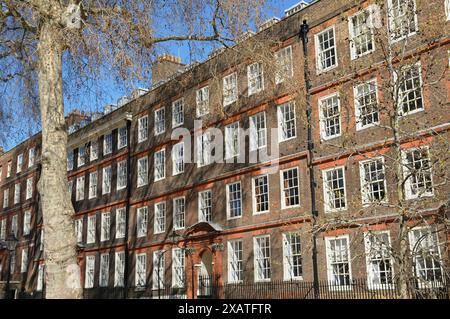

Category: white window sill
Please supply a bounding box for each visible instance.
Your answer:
[281,204,301,210]
[400,107,424,117]
[255,279,271,283]
[279,135,297,143]
[325,207,347,213]
[253,210,269,216]
[389,31,417,44]
[350,48,375,61]
[321,133,341,141]
[316,64,338,75]
[356,121,379,132]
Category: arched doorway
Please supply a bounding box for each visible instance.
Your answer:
[197,250,213,298]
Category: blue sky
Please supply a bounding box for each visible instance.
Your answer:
[3,0,305,151]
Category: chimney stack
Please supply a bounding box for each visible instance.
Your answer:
[152,54,184,86]
[0,146,4,155]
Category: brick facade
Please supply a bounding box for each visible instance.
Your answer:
[0,0,449,298]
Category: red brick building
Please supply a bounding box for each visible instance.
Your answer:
[0,0,449,299]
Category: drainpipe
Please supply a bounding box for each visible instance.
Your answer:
[123,114,133,299]
[300,20,320,299]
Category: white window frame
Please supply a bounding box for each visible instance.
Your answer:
[315,25,338,73]
[277,101,297,142]
[90,140,98,161]
[114,251,125,287]
[138,115,149,143]
[11,214,18,237]
[364,231,394,289]
[359,157,388,205]
[37,264,45,291]
[249,112,267,151]
[247,62,264,96]
[87,215,96,244]
[102,166,112,195]
[354,79,379,130]
[67,151,74,171]
[154,107,165,136]
[116,160,127,190]
[0,219,6,240]
[253,235,271,282]
[348,9,375,60]
[28,148,35,168]
[135,253,147,288]
[227,240,243,283]
[14,183,20,204]
[396,62,424,116]
[198,190,212,222]
[275,45,293,84]
[75,218,83,243]
[223,72,238,106]
[280,167,301,209]
[173,197,185,230]
[197,132,212,167]
[3,189,8,208]
[446,0,450,21]
[16,153,23,173]
[408,226,443,287]
[23,210,31,236]
[78,146,86,167]
[172,248,185,288]
[196,86,209,117]
[153,250,165,289]
[84,255,95,289]
[26,177,33,200]
[137,156,149,187]
[319,93,341,140]
[172,142,184,176]
[325,235,352,289]
[103,133,113,155]
[136,206,148,238]
[283,232,303,281]
[225,122,240,159]
[402,146,434,200]
[117,126,127,149]
[100,212,110,242]
[7,161,11,177]
[252,174,270,215]
[322,166,347,213]
[76,176,85,202]
[88,171,97,199]
[115,208,126,239]
[21,247,28,273]
[99,253,110,287]
[171,98,184,128]
[226,182,242,220]
[387,0,418,43]
[154,201,166,234]
[154,149,166,181]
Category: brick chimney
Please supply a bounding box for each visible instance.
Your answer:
[152,54,185,86]
[66,109,90,126]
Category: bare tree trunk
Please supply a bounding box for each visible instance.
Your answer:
[392,109,411,299]
[37,22,82,299]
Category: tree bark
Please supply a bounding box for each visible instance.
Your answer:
[37,22,82,299]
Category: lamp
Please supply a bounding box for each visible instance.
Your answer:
[5,234,18,252]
